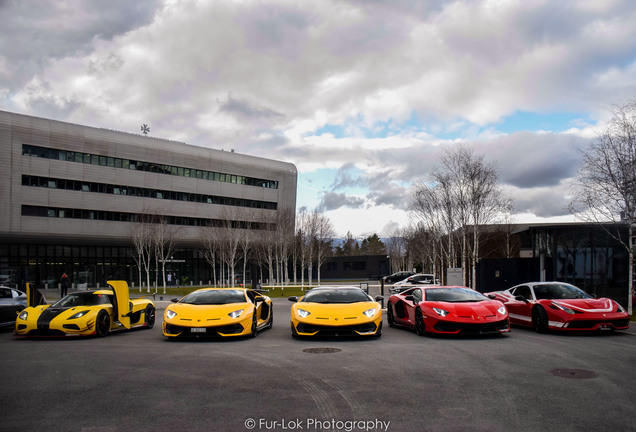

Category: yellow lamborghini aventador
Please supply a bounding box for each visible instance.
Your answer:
[289,286,383,337]
[162,288,273,338]
[15,281,155,337]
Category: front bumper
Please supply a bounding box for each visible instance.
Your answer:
[430,318,511,335]
[162,317,252,338]
[291,318,382,337]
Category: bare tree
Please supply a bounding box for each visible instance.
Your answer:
[239,220,253,288]
[314,209,335,285]
[202,225,219,286]
[153,214,181,293]
[296,207,313,288]
[404,223,438,277]
[569,99,636,314]
[412,146,512,287]
[258,212,278,285]
[411,177,456,284]
[385,229,409,273]
[218,211,241,287]
[130,210,156,292]
[275,208,295,287]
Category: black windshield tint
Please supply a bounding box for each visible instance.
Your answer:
[424,288,487,302]
[52,293,110,308]
[533,284,590,300]
[181,290,246,305]
[413,275,435,283]
[302,289,370,304]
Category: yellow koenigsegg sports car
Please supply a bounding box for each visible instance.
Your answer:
[289,286,383,337]
[162,288,273,338]
[15,281,155,337]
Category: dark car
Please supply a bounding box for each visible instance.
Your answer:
[0,286,27,328]
[382,271,415,284]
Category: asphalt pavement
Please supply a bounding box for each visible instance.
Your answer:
[1,297,635,432]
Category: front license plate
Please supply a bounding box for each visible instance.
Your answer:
[599,324,612,331]
[191,328,206,333]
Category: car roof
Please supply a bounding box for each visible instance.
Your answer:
[407,285,472,290]
[192,287,249,292]
[308,286,364,291]
[509,281,576,289]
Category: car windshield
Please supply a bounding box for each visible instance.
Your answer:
[180,289,246,305]
[302,289,371,304]
[533,283,590,300]
[52,292,110,308]
[413,275,435,283]
[424,288,487,303]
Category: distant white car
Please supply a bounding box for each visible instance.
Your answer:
[389,274,439,294]
[0,286,27,328]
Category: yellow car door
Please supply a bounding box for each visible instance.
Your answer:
[108,281,131,329]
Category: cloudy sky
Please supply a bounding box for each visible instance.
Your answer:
[2,0,636,237]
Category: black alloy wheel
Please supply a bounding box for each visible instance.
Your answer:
[145,305,156,329]
[95,310,110,337]
[249,313,258,338]
[415,308,426,336]
[533,306,549,333]
[265,306,273,329]
[386,302,396,327]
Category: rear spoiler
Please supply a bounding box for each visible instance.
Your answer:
[26,283,47,307]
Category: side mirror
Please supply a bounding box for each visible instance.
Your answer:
[486,294,496,299]
[170,298,179,303]
[288,296,298,302]
[374,295,384,301]
[254,296,265,303]
[405,295,415,302]
[514,295,529,303]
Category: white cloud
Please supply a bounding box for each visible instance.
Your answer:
[2,0,636,237]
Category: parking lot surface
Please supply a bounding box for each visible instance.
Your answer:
[1,297,635,432]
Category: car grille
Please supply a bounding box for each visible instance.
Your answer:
[23,329,69,337]
[433,319,509,334]
[165,323,244,337]
[566,319,630,329]
[296,322,378,336]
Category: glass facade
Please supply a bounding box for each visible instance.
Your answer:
[22,175,278,210]
[22,144,279,189]
[0,242,214,291]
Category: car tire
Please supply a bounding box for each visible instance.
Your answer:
[533,306,549,333]
[266,305,273,329]
[415,308,426,336]
[375,321,383,337]
[290,322,299,338]
[248,313,257,338]
[386,302,396,327]
[145,304,156,329]
[95,310,110,337]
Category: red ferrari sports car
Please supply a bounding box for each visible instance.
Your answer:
[486,282,630,333]
[387,286,510,336]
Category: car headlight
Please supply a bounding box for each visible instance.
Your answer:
[432,307,449,317]
[165,309,177,319]
[363,308,376,317]
[228,309,244,318]
[69,310,89,319]
[297,309,310,318]
[497,306,507,315]
[18,310,28,320]
[616,303,626,313]
[550,302,576,314]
